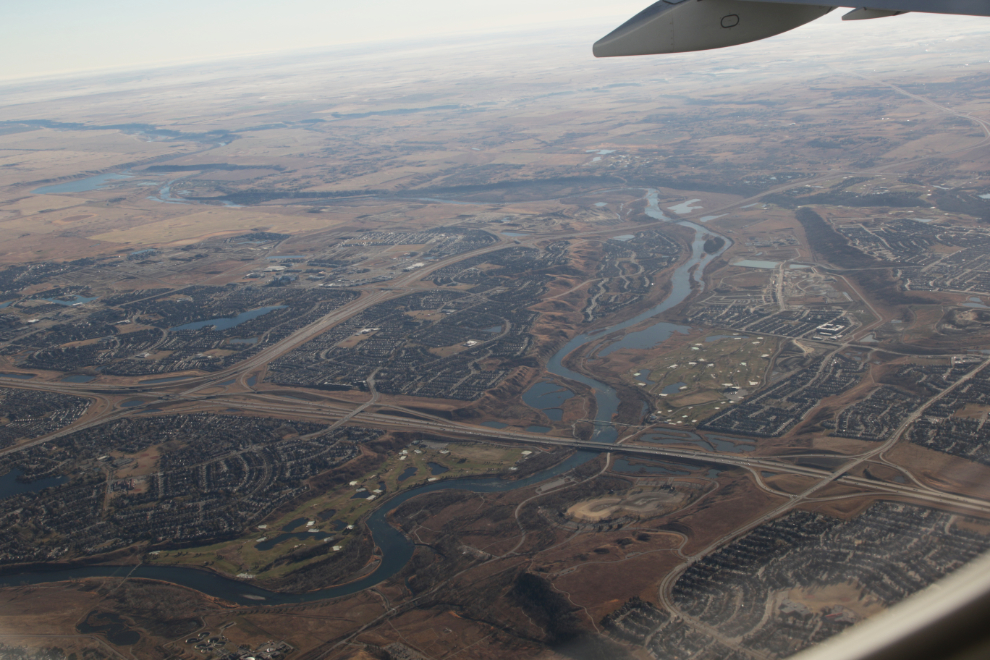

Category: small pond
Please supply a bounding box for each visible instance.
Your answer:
[0,469,67,500]
[282,517,310,532]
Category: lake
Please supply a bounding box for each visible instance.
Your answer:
[171,305,285,332]
[32,173,132,194]
[0,469,67,500]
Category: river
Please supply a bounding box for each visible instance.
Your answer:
[0,188,729,604]
[533,188,730,443]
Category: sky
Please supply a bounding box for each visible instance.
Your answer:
[3,1,988,83]
[0,0,649,81]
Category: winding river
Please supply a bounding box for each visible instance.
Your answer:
[0,189,729,604]
[541,190,729,443]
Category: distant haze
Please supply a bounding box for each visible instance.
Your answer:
[1,0,648,81]
[1,2,987,84]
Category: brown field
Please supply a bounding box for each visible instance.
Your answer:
[113,444,162,479]
[763,473,819,495]
[566,488,690,523]
[557,550,685,620]
[886,442,990,503]
[788,580,885,619]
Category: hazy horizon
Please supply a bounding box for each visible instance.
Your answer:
[1,0,646,82]
[3,2,990,84]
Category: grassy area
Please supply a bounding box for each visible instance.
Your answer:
[146,439,524,580]
[634,333,779,425]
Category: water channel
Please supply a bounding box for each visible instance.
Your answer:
[0,188,730,605]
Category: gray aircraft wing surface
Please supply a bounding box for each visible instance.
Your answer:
[593,0,990,57]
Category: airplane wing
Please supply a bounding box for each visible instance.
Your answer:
[593,0,990,57]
